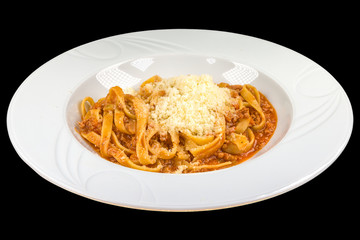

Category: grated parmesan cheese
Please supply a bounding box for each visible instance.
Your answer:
[146,74,231,136]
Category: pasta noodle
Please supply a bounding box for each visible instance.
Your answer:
[78,75,277,173]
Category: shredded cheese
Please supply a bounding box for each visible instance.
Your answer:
[146,74,231,136]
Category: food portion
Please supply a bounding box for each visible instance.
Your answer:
[78,74,277,173]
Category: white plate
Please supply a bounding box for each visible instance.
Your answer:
[7,29,353,211]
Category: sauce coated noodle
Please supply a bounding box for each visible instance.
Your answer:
[78,75,277,173]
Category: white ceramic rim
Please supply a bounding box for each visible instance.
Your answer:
[7,29,353,211]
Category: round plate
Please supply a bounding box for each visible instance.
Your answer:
[7,29,353,211]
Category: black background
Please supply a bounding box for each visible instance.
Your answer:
[3,3,357,235]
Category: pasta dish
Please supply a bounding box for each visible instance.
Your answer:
[78,74,277,173]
